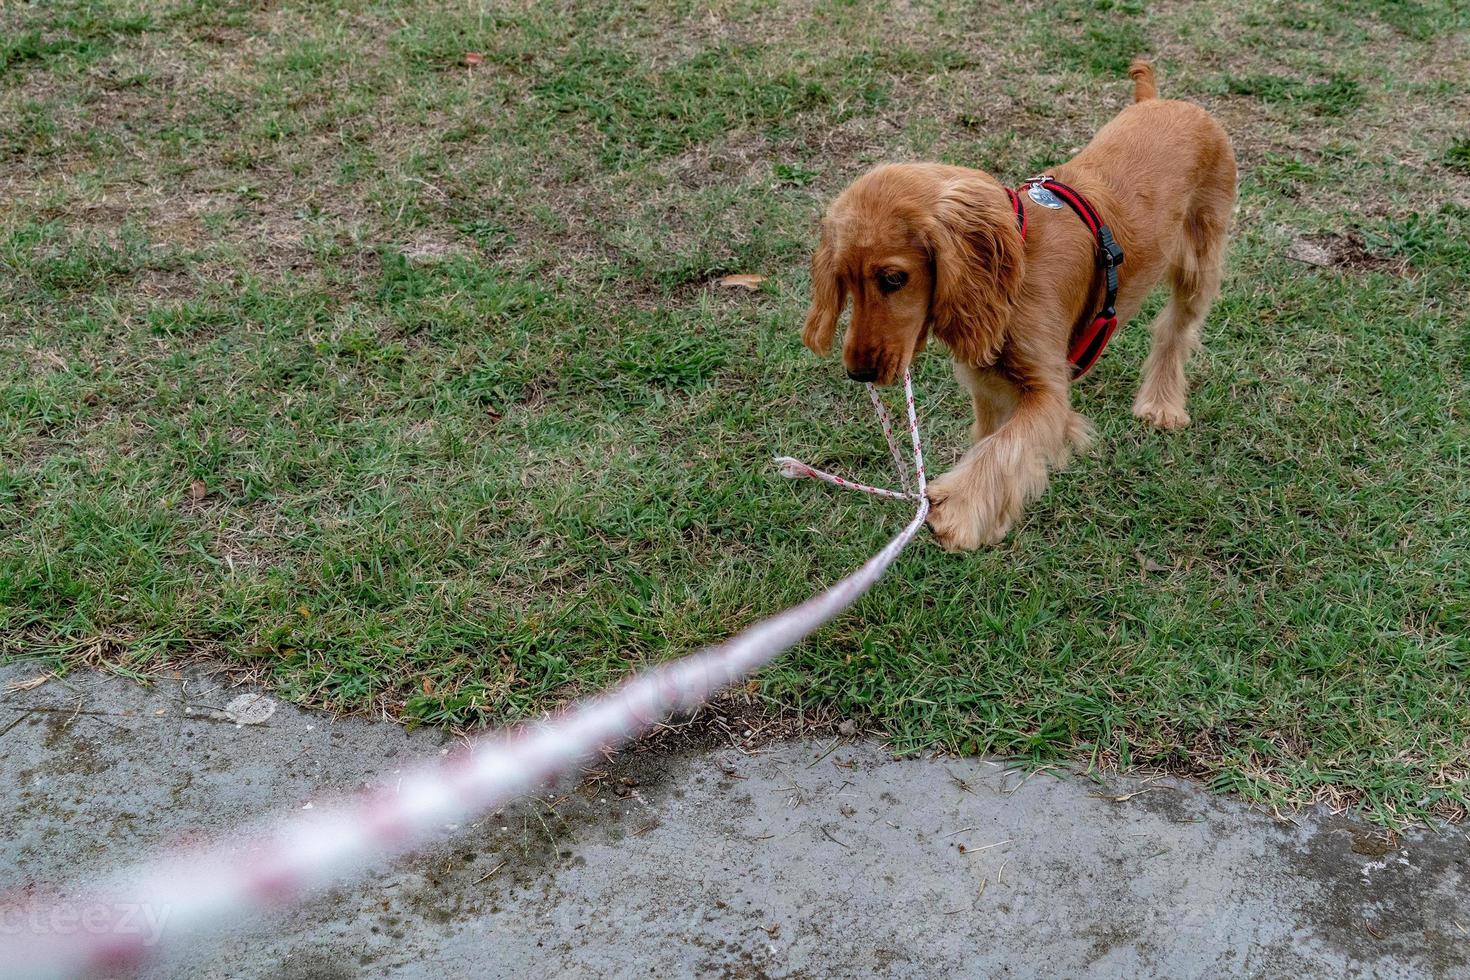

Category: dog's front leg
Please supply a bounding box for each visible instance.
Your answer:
[926,374,1074,551]
[953,361,1019,443]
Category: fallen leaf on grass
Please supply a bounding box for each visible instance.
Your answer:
[718,273,766,290]
[1288,238,1333,267]
[421,677,435,695]
[189,480,207,501]
[464,52,484,67]
[1136,552,1172,574]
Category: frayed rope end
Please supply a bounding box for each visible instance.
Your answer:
[773,456,811,480]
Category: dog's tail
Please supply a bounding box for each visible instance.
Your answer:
[1128,60,1158,101]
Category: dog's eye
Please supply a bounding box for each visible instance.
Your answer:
[877,269,908,293]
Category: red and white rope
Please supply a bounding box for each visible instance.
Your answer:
[868,383,914,497]
[0,373,928,980]
[774,377,925,502]
[772,456,916,501]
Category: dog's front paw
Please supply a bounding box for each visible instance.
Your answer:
[1132,397,1191,430]
[925,470,1012,552]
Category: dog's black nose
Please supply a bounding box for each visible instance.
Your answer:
[846,366,879,383]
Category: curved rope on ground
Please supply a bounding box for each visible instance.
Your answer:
[1,373,928,980]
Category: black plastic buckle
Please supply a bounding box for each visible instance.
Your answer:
[1098,225,1125,268]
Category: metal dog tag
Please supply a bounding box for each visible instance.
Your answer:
[1027,183,1065,209]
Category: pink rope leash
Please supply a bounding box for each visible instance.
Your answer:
[869,382,915,497]
[0,373,928,980]
[774,374,926,502]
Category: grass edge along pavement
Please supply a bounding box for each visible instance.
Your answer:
[0,0,1468,829]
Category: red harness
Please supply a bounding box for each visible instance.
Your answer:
[1005,177,1126,378]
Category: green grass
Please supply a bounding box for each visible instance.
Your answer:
[1220,73,1364,116]
[1444,137,1470,173]
[1,0,1468,827]
[1036,2,1151,78]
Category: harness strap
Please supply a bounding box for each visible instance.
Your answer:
[1005,187,1027,238]
[1016,176,1127,378]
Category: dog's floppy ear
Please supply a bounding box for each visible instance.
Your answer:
[925,176,1025,366]
[802,223,844,356]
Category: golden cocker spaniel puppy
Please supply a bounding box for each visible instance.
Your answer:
[802,61,1236,550]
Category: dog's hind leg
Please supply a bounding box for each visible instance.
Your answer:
[1132,195,1230,430]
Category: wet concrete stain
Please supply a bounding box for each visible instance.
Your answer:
[1,664,1468,979]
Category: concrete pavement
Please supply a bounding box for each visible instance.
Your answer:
[2,662,1465,978]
